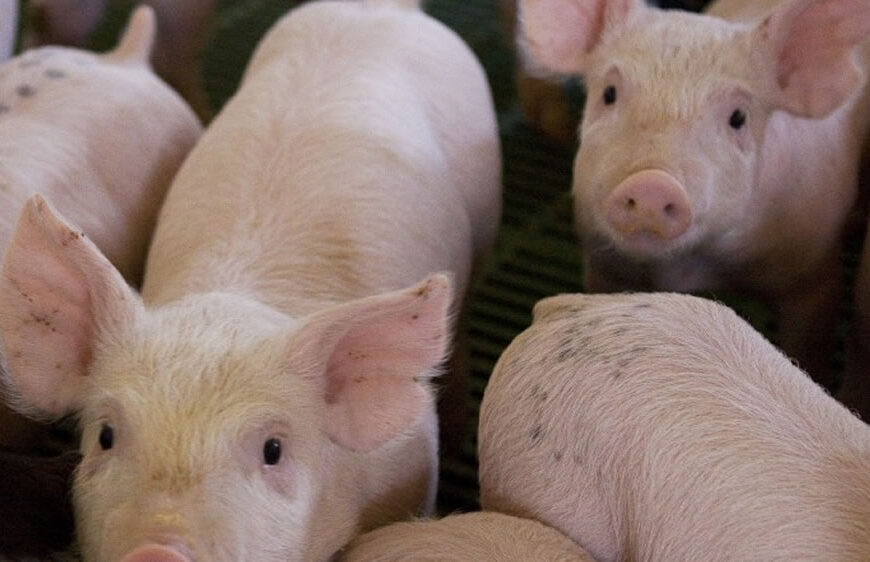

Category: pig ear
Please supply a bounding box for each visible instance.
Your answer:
[290,274,453,452]
[105,4,156,66]
[751,0,870,118]
[0,195,139,418]
[517,0,640,75]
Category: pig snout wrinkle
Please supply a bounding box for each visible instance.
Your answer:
[118,544,191,562]
[604,169,691,240]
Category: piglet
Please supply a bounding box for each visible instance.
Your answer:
[479,291,870,562]
[518,0,870,391]
[337,511,595,561]
[26,0,215,120]
[0,5,201,451]
[0,0,501,559]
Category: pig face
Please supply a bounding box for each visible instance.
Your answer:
[72,297,324,561]
[573,11,764,259]
[519,0,870,261]
[0,197,451,561]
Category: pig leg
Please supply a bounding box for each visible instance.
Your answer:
[774,257,842,392]
[149,0,215,122]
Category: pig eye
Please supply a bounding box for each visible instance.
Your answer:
[263,438,282,465]
[603,85,617,105]
[98,424,114,450]
[729,109,746,130]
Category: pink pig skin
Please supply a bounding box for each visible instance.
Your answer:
[0,0,501,560]
[25,0,215,120]
[0,6,201,450]
[337,511,595,561]
[518,0,870,394]
[479,291,870,562]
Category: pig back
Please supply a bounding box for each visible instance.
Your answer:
[479,292,870,562]
[142,1,501,315]
[338,511,595,561]
[0,46,201,283]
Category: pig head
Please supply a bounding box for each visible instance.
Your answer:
[518,0,870,387]
[0,196,451,561]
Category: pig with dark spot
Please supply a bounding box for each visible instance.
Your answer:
[337,511,595,561]
[0,5,201,451]
[479,291,870,561]
[0,0,501,559]
[518,0,870,390]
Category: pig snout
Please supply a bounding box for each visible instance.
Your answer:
[119,544,191,562]
[604,169,692,241]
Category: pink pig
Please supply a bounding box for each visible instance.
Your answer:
[25,0,215,120]
[518,0,870,390]
[0,0,501,560]
[479,291,870,561]
[337,511,595,561]
[0,5,201,450]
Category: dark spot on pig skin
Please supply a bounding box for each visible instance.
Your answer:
[29,312,52,328]
[760,15,772,40]
[530,424,545,446]
[612,370,622,380]
[552,450,564,462]
[529,384,548,402]
[557,345,575,363]
[44,69,65,79]
[411,314,419,320]
[16,85,35,98]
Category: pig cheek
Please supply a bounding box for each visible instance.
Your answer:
[261,458,297,497]
[73,459,128,561]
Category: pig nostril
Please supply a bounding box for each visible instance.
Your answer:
[626,198,637,210]
[664,203,676,217]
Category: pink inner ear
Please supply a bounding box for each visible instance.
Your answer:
[769,0,870,117]
[0,196,116,417]
[520,0,609,74]
[310,275,451,452]
[325,375,428,453]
